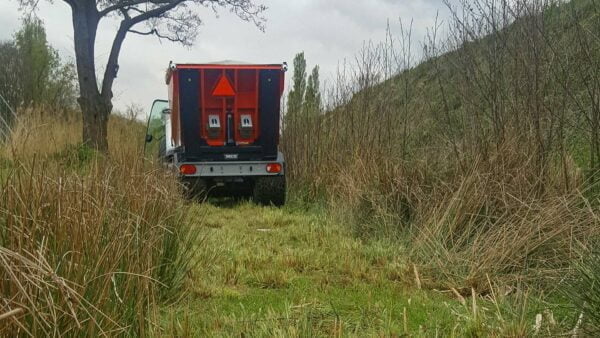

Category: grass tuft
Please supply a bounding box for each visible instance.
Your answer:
[564,243,600,335]
[0,110,201,335]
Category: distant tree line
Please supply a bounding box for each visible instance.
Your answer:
[282,52,324,182]
[0,17,77,130]
[286,52,322,121]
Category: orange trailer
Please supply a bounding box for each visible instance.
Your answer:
[145,61,287,206]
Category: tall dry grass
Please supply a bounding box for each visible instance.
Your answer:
[282,0,600,293]
[0,110,199,335]
[327,137,599,292]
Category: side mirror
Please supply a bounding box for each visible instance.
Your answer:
[161,108,171,115]
[145,134,153,143]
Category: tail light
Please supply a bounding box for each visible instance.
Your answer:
[266,163,282,174]
[179,164,197,175]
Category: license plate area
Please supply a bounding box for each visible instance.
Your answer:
[197,163,268,176]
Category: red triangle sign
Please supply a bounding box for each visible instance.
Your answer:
[212,75,236,96]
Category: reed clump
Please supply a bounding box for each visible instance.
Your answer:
[0,110,200,335]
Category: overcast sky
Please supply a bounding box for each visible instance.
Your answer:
[0,0,449,113]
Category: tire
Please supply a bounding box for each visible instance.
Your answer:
[253,176,286,207]
[182,178,208,201]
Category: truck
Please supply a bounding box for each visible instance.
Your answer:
[145,61,287,206]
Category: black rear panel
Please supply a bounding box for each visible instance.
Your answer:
[257,69,281,159]
[179,69,206,155]
[179,68,281,162]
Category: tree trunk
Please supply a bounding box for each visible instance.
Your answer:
[70,1,111,152]
[80,95,110,152]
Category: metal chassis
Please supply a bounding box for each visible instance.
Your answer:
[168,151,285,179]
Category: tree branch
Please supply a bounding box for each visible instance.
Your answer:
[100,0,186,99]
[128,0,186,25]
[129,28,184,43]
[98,0,172,18]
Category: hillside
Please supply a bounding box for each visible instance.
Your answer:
[280,0,600,333]
[287,0,599,172]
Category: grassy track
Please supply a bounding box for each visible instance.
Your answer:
[162,200,560,337]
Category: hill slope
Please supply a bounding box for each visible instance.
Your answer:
[281,0,600,332]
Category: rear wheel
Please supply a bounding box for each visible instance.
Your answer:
[182,178,208,201]
[253,176,286,207]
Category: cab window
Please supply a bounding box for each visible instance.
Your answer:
[144,100,169,157]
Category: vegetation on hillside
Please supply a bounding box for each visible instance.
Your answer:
[0,17,77,123]
[283,0,600,333]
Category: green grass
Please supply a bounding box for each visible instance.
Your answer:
[161,200,573,336]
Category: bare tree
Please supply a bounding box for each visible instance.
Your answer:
[18,0,267,151]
